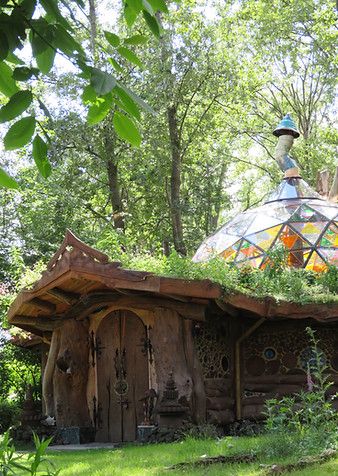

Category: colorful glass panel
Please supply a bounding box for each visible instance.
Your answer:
[236,256,263,268]
[305,251,328,272]
[317,248,338,266]
[235,240,263,261]
[320,223,338,247]
[310,203,338,221]
[246,225,282,249]
[192,177,338,272]
[290,222,327,245]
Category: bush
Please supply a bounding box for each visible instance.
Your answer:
[0,400,20,433]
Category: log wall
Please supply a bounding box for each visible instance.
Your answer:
[42,319,91,428]
[193,313,338,425]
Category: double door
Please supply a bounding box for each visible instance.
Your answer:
[95,310,149,442]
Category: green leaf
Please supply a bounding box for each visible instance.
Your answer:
[0,62,19,97]
[117,46,144,68]
[19,0,37,19]
[13,66,39,81]
[104,31,120,48]
[6,52,25,65]
[113,86,140,121]
[142,10,160,37]
[147,0,168,13]
[142,0,154,15]
[90,68,116,95]
[108,57,123,73]
[82,84,97,104]
[124,34,148,45]
[87,94,113,125]
[124,3,138,27]
[40,0,69,29]
[32,134,51,178]
[119,84,155,115]
[36,46,56,74]
[4,115,36,150]
[0,31,9,60]
[127,0,142,13]
[0,90,33,123]
[0,168,19,189]
[53,24,84,57]
[113,111,141,147]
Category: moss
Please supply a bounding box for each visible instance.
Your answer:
[118,252,338,305]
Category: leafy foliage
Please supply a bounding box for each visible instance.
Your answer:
[0,431,60,475]
[0,0,168,182]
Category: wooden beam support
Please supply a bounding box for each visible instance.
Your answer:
[235,317,266,420]
[10,315,63,331]
[31,298,56,313]
[66,291,206,322]
[46,287,79,305]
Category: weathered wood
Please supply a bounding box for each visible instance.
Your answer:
[242,405,265,420]
[47,229,109,271]
[66,292,206,322]
[183,320,206,423]
[31,298,56,313]
[329,166,338,202]
[96,311,148,442]
[222,294,338,321]
[46,287,79,305]
[151,308,193,406]
[43,329,60,416]
[204,378,233,397]
[206,396,234,410]
[316,170,331,198]
[53,320,91,428]
[207,409,235,424]
[11,315,63,331]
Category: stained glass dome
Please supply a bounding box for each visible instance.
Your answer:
[193,115,338,272]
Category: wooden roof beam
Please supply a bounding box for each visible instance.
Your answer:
[31,298,56,313]
[46,287,79,305]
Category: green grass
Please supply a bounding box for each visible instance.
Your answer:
[38,436,337,476]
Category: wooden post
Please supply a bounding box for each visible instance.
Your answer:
[235,318,265,420]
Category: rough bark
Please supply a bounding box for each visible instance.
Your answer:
[151,307,192,403]
[105,133,125,231]
[183,320,206,423]
[42,329,60,417]
[53,319,91,428]
[329,166,338,202]
[168,105,186,255]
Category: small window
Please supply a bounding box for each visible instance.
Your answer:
[263,347,277,360]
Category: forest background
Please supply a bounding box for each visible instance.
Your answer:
[0,0,337,413]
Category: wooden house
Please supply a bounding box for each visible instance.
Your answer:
[7,230,338,443]
[7,115,338,443]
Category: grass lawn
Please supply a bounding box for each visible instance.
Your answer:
[41,436,338,476]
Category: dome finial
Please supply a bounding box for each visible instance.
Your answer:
[273,113,300,178]
[273,113,300,138]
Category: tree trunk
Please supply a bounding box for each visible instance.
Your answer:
[168,105,186,255]
[53,319,91,428]
[105,132,125,231]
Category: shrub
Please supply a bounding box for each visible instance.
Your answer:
[0,400,20,433]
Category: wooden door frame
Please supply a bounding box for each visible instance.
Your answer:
[93,308,151,442]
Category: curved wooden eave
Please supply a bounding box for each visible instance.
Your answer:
[8,231,222,328]
[8,230,338,329]
[220,292,338,322]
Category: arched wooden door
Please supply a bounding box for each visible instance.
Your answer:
[95,310,149,442]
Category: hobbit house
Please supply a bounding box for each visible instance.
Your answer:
[8,115,338,443]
